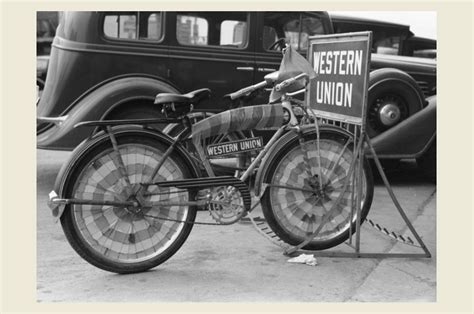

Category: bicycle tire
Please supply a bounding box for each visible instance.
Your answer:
[261,131,374,250]
[60,134,196,273]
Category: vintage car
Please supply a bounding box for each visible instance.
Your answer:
[37,11,436,153]
[330,14,437,59]
[36,12,59,96]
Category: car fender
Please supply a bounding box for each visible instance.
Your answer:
[367,95,436,158]
[254,124,353,197]
[51,125,201,220]
[37,76,179,150]
[366,68,426,138]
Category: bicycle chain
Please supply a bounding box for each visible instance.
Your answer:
[142,205,235,226]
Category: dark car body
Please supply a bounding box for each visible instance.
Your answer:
[330,14,437,59]
[37,11,436,152]
[37,12,59,93]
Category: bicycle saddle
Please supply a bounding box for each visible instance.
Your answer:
[155,88,210,118]
[154,88,211,106]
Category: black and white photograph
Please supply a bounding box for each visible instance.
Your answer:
[1,2,473,312]
[35,10,438,302]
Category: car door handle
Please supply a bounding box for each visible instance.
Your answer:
[257,67,277,72]
[236,67,255,71]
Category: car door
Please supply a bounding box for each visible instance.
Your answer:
[253,12,332,104]
[166,12,257,113]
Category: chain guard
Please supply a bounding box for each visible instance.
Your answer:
[151,176,251,225]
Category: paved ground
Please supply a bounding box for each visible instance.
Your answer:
[36,149,436,302]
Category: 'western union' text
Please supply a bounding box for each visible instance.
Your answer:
[207,138,263,156]
[313,50,363,76]
[312,50,364,108]
[315,81,353,108]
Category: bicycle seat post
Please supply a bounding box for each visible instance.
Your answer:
[175,115,192,141]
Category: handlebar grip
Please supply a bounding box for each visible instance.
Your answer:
[230,80,267,100]
[275,73,309,92]
[275,77,296,91]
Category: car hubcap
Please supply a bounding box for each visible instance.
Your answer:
[379,103,401,127]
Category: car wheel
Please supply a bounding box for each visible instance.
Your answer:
[367,68,426,138]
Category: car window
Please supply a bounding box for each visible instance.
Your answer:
[37,12,59,38]
[374,36,400,55]
[263,12,325,52]
[176,12,248,48]
[103,12,163,41]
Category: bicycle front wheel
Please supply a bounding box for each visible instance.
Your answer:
[261,131,374,250]
[60,135,196,273]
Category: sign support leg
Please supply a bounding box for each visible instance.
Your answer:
[284,130,431,258]
[364,133,432,258]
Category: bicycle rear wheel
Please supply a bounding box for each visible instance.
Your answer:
[261,131,374,250]
[61,135,196,273]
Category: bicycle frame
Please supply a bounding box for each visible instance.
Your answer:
[137,100,299,208]
[48,72,357,228]
[48,95,310,217]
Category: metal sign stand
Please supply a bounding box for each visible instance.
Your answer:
[247,32,431,259]
[284,31,431,258]
[284,125,431,258]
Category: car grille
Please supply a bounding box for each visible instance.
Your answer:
[416,80,433,97]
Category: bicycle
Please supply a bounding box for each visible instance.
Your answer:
[48,70,374,274]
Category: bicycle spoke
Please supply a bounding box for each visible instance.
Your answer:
[74,205,115,214]
[78,173,122,198]
[269,183,316,194]
[317,202,338,231]
[324,138,353,181]
[275,197,310,212]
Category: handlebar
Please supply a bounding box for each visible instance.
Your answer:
[274,73,309,92]
[229,72,309,101]
[229,80,268,100]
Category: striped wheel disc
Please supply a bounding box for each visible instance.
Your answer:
[268,139,368,241]
[71,143,190,263]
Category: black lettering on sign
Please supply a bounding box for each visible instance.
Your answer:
[206,137,263,157]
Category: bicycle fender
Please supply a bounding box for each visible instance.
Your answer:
[50,126,201,221]
[254,124,354,197]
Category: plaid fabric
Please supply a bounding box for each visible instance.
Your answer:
[191,104,283,142]
[268,139,367,240]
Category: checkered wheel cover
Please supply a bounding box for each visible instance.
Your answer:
[71,144,190,263]
[269,139,367,241]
